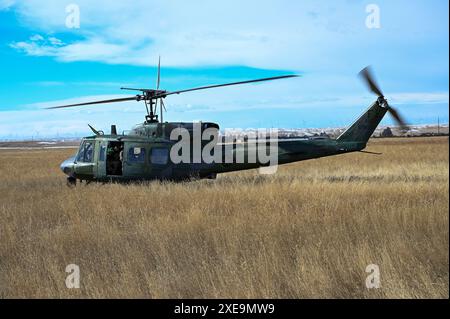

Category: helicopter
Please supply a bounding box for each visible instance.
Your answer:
[48,62,408,185]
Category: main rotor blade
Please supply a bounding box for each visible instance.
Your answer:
[157,56,161,90]
[120,87,152,92]
[387,105,409,131]
[46,96,137,109]
[154,74,299,98]
[359,66,384,97]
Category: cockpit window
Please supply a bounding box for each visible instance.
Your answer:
[128,147,146,163]
[77,141,94,163]
[99,145,106,162]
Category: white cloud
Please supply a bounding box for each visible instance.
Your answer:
[10,40,57,56]
[10,34,66,57]
[48,36,64,46]
[2,0,436,70]
[1,87,447,139]
[2,0,447,72]
[390,92,449,105]
[1,0,447,137]
[2,0,447,82]
[29,34,44,42]
[0,95,145,139]
[0,0,15,10]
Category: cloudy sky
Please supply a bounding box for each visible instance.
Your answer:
[0,0,448,139]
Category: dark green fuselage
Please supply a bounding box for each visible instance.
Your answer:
[61,100,388,182]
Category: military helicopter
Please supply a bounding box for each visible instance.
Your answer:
[48,62,408,185]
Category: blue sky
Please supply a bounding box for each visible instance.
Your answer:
[0,0,448,139]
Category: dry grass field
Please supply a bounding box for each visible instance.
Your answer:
[0,137,448,299]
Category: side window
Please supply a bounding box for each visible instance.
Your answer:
[76,142,94,163]
[99,145,106,162]
[151,148,169,165]
[128,147,146,163]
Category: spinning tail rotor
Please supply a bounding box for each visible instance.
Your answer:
[359,66,409,132]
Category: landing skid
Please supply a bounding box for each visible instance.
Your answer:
[67,176,77,187]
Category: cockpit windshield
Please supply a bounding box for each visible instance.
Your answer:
[76,141,94,163]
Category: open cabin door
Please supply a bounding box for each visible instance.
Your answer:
[106,141,124,177]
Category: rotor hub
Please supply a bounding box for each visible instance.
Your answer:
[377,96,388,108]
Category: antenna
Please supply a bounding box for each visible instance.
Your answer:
[157,56,163,123]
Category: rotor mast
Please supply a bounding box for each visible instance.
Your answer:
[143,93,159,123]
[145,98,157,123]
[143,56,163,123]
[118,87,168,123]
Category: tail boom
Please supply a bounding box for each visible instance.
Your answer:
[337,99,388,149]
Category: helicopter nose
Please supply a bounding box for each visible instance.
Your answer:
[60,156,76,176]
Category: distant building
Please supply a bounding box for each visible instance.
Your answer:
[381,127,394,138]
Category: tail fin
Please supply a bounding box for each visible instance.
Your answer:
[337,99,388,145]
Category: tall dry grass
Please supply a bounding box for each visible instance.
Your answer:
[0,137,448,298]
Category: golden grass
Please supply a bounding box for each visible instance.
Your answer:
[0,137,448,299]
